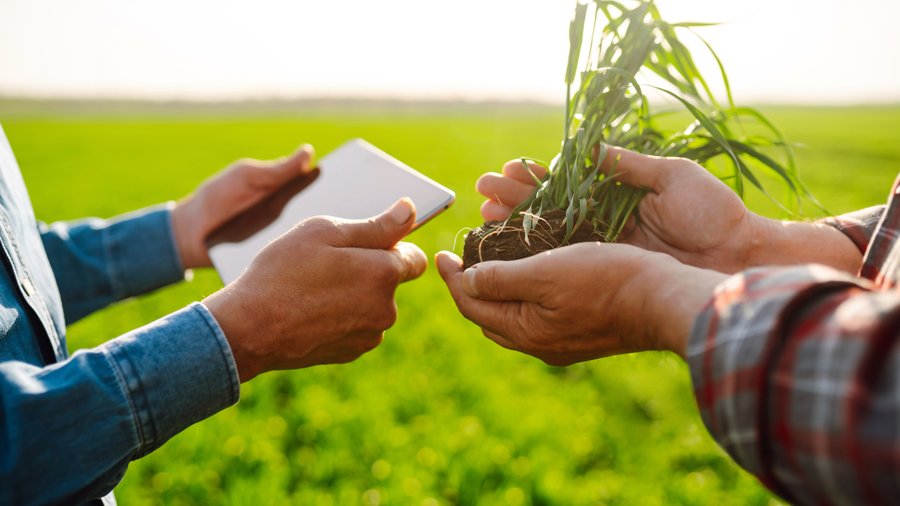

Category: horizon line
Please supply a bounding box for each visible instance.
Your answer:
[2,95,900,114]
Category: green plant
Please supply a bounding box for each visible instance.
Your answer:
[497,0,819,248]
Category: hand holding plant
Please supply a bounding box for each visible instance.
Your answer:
[478,147,765,274]
[462,0,819,268]
[478,147,864,274]
[437,244,726,365]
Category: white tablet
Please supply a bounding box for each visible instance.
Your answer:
[207,138,455,285]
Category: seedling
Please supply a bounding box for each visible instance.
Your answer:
[462,0,818,267]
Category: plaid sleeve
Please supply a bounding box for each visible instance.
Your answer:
[687,265,900,506]
[821,205,886,255]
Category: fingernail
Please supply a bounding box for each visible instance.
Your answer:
[461,267,479,297]
[434,253,447,273]
[390,198,413,225]
[297,144,315,163]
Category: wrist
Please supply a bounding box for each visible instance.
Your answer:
[741,212,778,271]
[640,257,726,358]
[204,287,263,382]
[171,197,204,270]
[746,216,862,273]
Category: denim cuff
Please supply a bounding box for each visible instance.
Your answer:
[104,302,240,457]
[106,204,186,300]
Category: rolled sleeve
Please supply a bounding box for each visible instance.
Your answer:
[820,205,886,255]
[0,303,239,504]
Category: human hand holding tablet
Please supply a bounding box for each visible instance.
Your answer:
[207,138,455,284]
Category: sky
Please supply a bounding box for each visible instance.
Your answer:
[1,0,899,104]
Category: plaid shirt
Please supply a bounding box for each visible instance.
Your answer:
[687,177,900,505]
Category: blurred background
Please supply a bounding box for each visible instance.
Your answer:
[3,0,900,103]
[1,1,899,505]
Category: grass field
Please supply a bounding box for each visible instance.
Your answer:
[2,102,899,505]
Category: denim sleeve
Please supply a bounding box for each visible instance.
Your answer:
[40,204,187,325]
[0,302,240,505]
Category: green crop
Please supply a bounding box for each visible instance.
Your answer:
[514,0,820,245]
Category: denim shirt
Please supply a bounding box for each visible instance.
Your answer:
[0,125,240,505]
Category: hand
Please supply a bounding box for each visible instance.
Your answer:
[171,145,316,269]
[476,147,860,273]
[204,199,427,382]
[436,244,726,366]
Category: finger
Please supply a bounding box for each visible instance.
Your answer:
[502,159,548,185]
[481,200,513,222]
[334,198,417,249]
[481,328,521,352]
[476,173,538,208]
[435,252,524,336]
[272,144,316,174]
[270,144,316,182]
[460,258,542,302]
[387,241,428,283]
[253,144,316,188]
[596,144,672,192]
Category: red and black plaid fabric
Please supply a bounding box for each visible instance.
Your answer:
[687,176,900,505]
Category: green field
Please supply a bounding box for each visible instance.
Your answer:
[2,102,899,505]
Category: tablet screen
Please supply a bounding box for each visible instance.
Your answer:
[208,138,455,284]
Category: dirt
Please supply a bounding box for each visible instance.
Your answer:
[462,208,604,268]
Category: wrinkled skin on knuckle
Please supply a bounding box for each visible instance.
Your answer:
[345,217,388,247]
[478,265,500,295]
[523,306,588,358]
[513,305,547,342]
[297,216,342,245]
[302,216,336,234]
[489,307,534,351]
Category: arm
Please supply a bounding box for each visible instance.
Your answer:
[40,206,186,324]
[42,145,317,324]
[477,147,876,274]
[744,215,866,274]
[438,246,899,504]
[436,244,723,364]
[687,265,899,505]
[4,199,427,504]
[820,205,885,255]
[0,303,239,505]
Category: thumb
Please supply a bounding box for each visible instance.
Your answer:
[256,144,315,186]
[283,144,315,173]
[595,144,671,192]
[460,259,539,302]
[336,198,417,249]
